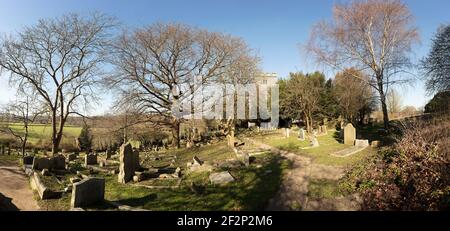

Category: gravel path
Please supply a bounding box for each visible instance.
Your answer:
[245,138,361,211]
[0,165,40,211]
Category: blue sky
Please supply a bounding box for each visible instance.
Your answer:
[1,0,449,114]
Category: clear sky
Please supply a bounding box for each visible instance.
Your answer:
[0,0,449,114]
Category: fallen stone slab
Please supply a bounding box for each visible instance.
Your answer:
[209,171,235,185]
[354,139,369,147]
[331,146,368,158]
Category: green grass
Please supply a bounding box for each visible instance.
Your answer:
[101,152,289,211]
[0,155,21,166]
[257,130,377,167]
[0,123,81,145]
[142,142,236,169]
[307,179,344,199]
[36,141,289,211]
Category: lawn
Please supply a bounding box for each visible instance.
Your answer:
[35,141,290,211]
[253,129,377,167]
[0,123,82,144]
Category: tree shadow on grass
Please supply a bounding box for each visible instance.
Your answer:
[107,154,289,211]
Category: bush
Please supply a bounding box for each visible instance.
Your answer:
[343,115,450,210]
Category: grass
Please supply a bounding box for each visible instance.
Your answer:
[101,152,289,211]
[35,141,289,211]
[0,154,21,166]
[307,179,344,199]
[257,130,377,167]
[0,122,81,145]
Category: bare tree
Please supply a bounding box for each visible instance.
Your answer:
[0,96,45,156]
[387,88,403,114]
[306,0,419,129]
[108,23,258,148]
[0,13,115,155]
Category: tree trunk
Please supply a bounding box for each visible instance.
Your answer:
[304,112,310,133]
[377,75,390,129]
[51,109,58,155]
[171,119,181,149]
[21,138,27,156]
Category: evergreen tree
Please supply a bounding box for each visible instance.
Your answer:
[78,124,93,151]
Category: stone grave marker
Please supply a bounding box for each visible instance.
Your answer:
[71,177,105,208]
[23,156,34,165]
[298,128,306,141]
[51,155,66,170]
[209,171,235,185]
[32,157,51,171]
[344,123,356,145]
[118,143,136,183]
[84,154,97,166]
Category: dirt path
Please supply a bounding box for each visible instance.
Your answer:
[245,138,361,211]
[0,166,40,211]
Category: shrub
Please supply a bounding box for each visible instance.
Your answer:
[343,115,450,210]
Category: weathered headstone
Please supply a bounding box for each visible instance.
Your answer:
[32,157,51,171]
[84,154,97,166]
[321,125,328,135]
[192,156,203,166]
[298,128,306,141]
[70,177,105,208]
[209,171,235,185]
[51,155,66,170]
[118,143,136,183]
[310,137,320,147]
[285,128,290,138]
[23,156,34,165]
[343,123,356,145]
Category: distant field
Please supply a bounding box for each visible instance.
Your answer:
[0,123,82,144]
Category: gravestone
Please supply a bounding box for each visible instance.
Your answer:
[84,154,97,166]
[321,125,328,135]
[343,123,356,145]
[285,128,290,138]
[23,156,34,165]
[118,143,136,183]
[71,177,105,208]
[310,137,320,147]
[192,156,203,166]
[298,128,306,141]
[32,157,51,171]
[51,155,66,170]
[209,171,235,185]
